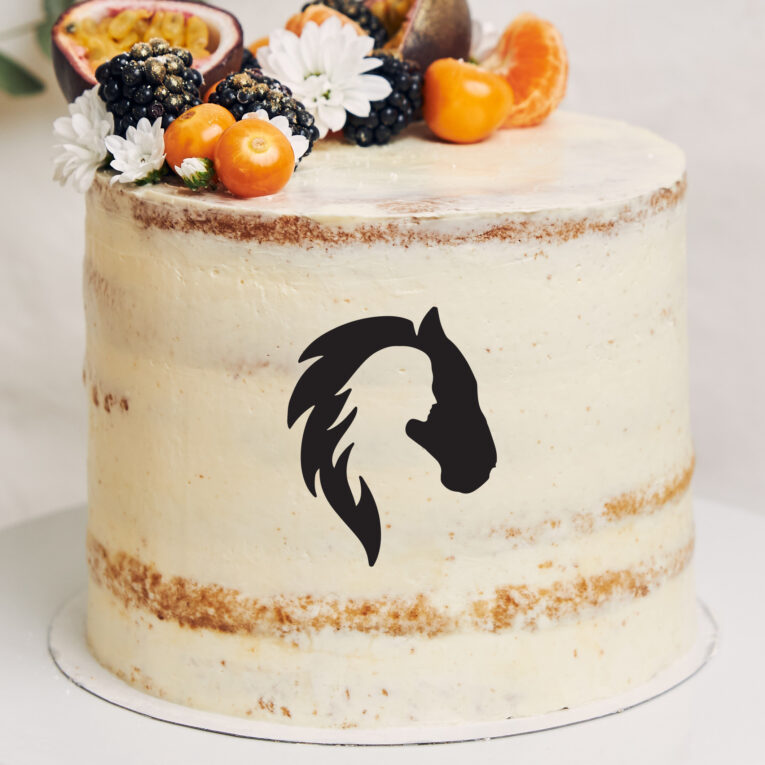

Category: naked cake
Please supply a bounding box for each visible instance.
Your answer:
[82,112,695,727]
[48,0,696,730]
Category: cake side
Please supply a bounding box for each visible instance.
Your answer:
[83,112,695,726]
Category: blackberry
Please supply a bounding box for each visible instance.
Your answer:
[130,42,152,62]
[239,47,257,72]
[170,47,193,67]
[302,0,388,48]
[207,69,319,162]
[97,38,202,136]
[150,38,170,56]
[343,53,423,147]
[164,55,184,76]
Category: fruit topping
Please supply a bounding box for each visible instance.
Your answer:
[51,0,243,102]
[366,0,409,36]
[104,115,167,184]
[482,13,567,127]
[344,52,422,146]
[286,4,366,37]
[240,47,257,71]
[302,1,388,47]
[96,40,203,135]
[213,119,295,197]
[164,102,235,172]
[207,69,319,160]
[247,37,270,60]
[256,17,392,138]
[51,2,572,198]
[53,86,114,192]
[239,37,270,71]
[423,57,513,144]
[366,0,471,72]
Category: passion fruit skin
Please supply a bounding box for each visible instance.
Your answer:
[51,0,243,102]
[52,33,93,103]
[373,0,471,73]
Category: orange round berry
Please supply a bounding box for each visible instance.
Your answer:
[164,103,235,173]
[213,119,294,198]
[423,58,514,144]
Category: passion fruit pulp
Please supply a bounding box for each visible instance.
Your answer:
[366,0,471,72]
[52,0,243,102]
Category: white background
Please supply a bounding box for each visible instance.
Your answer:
[0,0,763,530]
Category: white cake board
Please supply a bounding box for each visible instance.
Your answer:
[48,591,716,746]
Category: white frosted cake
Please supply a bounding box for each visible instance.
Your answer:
[83,111,695,727]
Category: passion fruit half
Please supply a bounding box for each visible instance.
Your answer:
[52,0,243,102]
[366,0,471,72]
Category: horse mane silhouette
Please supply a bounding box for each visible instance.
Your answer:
[287,307,497,566]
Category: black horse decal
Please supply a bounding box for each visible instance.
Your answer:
[287,307,497,566]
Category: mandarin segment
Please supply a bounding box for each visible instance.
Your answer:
[482,13,568,128]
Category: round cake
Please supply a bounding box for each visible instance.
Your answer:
[83,111,695,727]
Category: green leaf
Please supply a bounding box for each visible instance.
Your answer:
[0,52,45,95]
[37,0,78,59]
[44,0,76,19]
[36,20,52,59]
[135,165,169,186]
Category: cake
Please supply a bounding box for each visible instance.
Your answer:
[47,0,696,730]
[82,112,696,727]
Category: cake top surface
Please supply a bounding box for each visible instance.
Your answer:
[109,111,685,221]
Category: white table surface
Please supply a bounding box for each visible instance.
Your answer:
[1,498,763,764]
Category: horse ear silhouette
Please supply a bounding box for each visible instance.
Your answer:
[416,307,444,342]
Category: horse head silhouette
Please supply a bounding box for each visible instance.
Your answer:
[287,307,497,566]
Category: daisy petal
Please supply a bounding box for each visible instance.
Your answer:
[318,102,347,132]
[290,135,310,160]
[343,93,373,117]
[357,56,384,74]
[360,73,393,101]
[270,115,292,139]
[240,18,396,148]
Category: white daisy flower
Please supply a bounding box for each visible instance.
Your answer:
[105,117,166,185]
[242,109,309,161]
[470,19,501,64]
[52,85,114,193]
[258,17,392,138]
[174,157,216,190]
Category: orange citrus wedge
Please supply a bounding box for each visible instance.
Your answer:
[482,13,568,128]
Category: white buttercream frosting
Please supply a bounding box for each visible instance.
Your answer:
[83,112,695,727]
